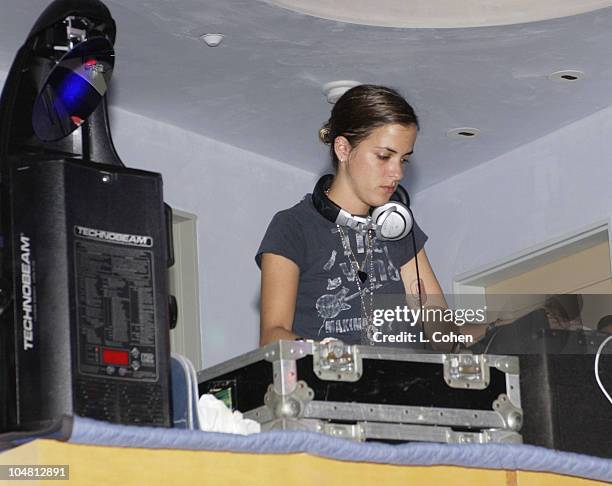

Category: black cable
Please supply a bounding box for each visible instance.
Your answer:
[409,219,425,341]
[410,227,423,311]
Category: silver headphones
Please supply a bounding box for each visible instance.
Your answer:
[312,175,413,241]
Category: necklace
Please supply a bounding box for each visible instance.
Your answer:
[337,225,376,342]
[325,187,369,279]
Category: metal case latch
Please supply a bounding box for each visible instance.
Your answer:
[321,422,365,441]
[443,354,490,390]
[313,341,362,382]
[447,428,522,444]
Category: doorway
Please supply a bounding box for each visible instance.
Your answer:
[453,221,612,328]
[168,209,203,370]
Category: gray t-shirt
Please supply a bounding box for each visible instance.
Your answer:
[256,195,428,344]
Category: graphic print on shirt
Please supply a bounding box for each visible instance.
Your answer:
[315,227,402,336]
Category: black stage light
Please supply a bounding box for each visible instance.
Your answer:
[0,0,174,435]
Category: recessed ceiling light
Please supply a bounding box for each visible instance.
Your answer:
[548,70,585,83]
[322,80,361,104]
[200,33,225,47]
[447,127,480,139]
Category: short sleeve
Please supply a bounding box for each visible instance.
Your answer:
[255,210,306,270]
[396,217,428,267]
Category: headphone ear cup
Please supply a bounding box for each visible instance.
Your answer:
[371,202,413,241]
[391,184,410,207]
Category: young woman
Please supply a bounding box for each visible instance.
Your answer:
[256,85,454,349]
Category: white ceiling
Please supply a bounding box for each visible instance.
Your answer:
[264,0,612,28]
[1,0,612,193]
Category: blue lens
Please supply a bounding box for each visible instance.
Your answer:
[56,70,92,114]
[32,36,114,142]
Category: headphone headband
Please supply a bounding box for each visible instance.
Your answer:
[391,183,410,207]
[312,174,342,225]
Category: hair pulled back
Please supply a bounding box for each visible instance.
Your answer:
[319,84,419,170]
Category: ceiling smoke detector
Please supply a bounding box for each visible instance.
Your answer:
[322,80,361,104]
[447,127,480,139]
[548,70,585,83]
[200,33,225,47]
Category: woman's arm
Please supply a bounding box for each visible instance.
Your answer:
[259,253,301,345]
[400,248,456,351]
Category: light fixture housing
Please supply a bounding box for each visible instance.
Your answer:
[447,127,480,139]
[322,80,361,104]
[548,70,585,83]
[200,33,225,47]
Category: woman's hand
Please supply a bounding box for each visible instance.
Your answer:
[259,253,300,345]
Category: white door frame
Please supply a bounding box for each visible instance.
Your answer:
[169,208,202,370]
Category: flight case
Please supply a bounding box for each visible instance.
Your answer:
[198,340,522,444]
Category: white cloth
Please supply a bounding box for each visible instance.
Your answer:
[198,394,261,435]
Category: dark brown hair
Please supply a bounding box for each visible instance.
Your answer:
[319,84,419,170]
[544,294,583,321]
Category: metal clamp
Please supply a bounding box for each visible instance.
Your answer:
[264,380,314,419]
[488,355,520,375]
[66,16,88,45]
[443,353,490,389]
[313,340,362,382]
[493,393,523,431]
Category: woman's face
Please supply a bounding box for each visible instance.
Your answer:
[338,123,417,209]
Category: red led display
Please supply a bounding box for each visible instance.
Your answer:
[102,348,129,366]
